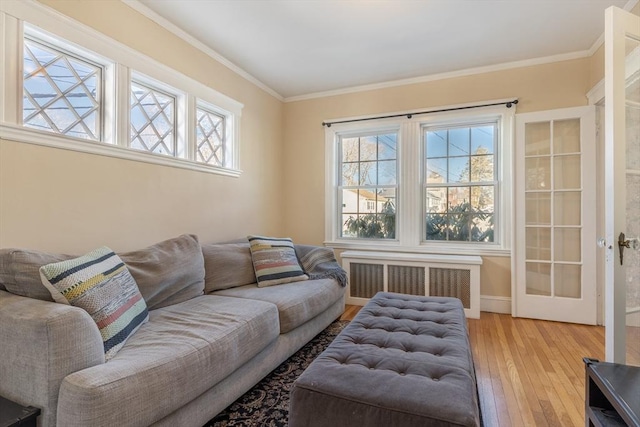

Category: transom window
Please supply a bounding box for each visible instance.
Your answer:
[424,123,497,242]
[339,132,397,239]
[4,16,243,177]
[196,106,226,167]
[130,81,177,156]
[23,38,102,140]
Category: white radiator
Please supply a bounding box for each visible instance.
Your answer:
[341,251,482,319]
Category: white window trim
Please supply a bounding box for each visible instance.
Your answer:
[324,100,515,257]
[0,1,243,177]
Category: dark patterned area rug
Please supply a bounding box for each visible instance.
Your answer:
[204,320,349,427]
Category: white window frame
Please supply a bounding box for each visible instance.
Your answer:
[324,101,514,256]
[195,99,235,169]
[0,1,243,177]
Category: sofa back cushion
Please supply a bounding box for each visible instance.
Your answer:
[202,242,257,292]
[120,234,205,310]
[0,249,73,301]
[0,234,205,310]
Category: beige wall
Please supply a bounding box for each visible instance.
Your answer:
[282,58,592,297]
[0,1,621,300]
[0,0,284,253]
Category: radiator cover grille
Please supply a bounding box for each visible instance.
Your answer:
[349,263,383,298]
[429,267,471,308]
[341,251,481,318]
[388,265,424,296]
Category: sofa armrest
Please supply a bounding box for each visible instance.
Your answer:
[0,290,105,427]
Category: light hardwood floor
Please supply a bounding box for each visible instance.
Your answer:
[340,305,606,427]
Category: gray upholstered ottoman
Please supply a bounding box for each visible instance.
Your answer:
[289,292,480,427]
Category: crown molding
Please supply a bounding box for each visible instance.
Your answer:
[121,0,284,102]
[284,50,590,103]
[589,0,639,56]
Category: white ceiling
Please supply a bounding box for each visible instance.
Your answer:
[132,0,633,100]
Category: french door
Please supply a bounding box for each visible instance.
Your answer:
[604,6,640,365]
[514,106,597,324]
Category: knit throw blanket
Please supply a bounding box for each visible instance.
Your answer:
[295,245,348,288]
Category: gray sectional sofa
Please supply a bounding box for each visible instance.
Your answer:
[0,235,346,427]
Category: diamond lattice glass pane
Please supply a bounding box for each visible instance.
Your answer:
[23,39,100,141]
[196,108,225,166]
[130,82,176,156]
[46,58,75,92]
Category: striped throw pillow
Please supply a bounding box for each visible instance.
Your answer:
[248,236,309,287]
[39,246,149,360]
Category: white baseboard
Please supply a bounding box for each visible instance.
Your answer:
[480,295,512,314]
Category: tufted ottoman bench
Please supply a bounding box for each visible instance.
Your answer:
[289,292,480,427]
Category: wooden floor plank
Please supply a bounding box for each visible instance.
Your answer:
[341,305,607,427]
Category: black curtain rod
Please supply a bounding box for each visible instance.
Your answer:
[322,99,518,127]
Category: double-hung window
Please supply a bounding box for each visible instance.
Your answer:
[325,103,513,255]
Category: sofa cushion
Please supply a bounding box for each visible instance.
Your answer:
[0,234,205,309]
[248,236,308,287]
[57,295,280,427]
[121,234,205,310]
[213,278,344,334]
[39,247,149,360]
[202,242,257,292]
[0,249,73,301]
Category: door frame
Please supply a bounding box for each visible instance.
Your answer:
[604,6,640,363]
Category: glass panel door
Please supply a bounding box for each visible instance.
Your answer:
[515,107,596,324]
[604,6,640,365]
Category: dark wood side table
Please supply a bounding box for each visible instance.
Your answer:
[0,396,40,427]
[584,358,640,427]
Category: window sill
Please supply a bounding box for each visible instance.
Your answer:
[0,123,242,177]
[324,240,511,257]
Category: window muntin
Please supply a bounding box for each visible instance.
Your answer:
[196,106,226,167]
[130,81,177,156]
[22,38,102,140]
[339,132,397,239]
[424,123,497,242]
